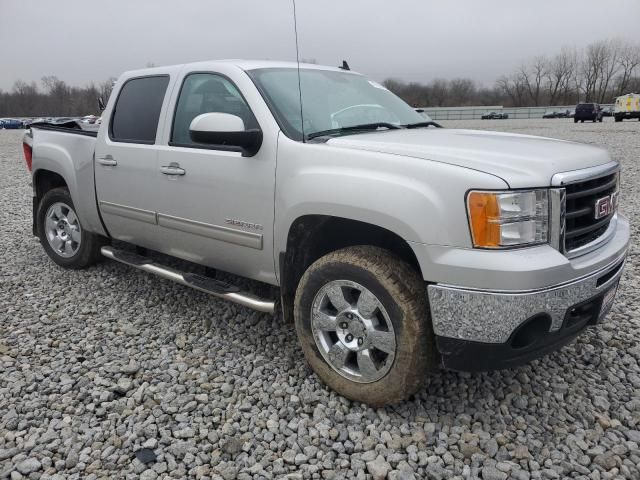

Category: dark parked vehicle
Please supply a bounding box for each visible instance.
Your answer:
[601,106,614,117]
[1,119,24,129]
[574,103,603,123]
[543,110,569,119]
[481,111,509,120]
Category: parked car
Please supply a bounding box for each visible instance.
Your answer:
[601,106,614,117]
[23,60,629,406]
[614,93,640,122]
[543,111,559,119]
[2,119,24,129]
[574,103,603,123]
[481,111,508,119]
[0,119,4,129]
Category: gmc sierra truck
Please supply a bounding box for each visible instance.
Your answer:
[23,60,629,406]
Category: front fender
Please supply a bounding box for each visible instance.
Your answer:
[274,136,507,272]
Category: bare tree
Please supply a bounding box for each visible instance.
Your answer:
[448,78,476,106]
[429,79,449,107]
[520,56,547,106]
[616,41,640,95]
[496,73,527,106]
[545,48,575,105]
[596,39,622,103]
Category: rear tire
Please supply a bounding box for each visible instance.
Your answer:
[37,187,105,269]
[574,118,578,123]
[294,246,436,406]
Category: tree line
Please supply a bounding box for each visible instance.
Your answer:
[1,39,639,117]
[0,76,115,117]
[385,39,639,108]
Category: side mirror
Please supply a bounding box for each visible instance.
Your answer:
[189,112,262,157]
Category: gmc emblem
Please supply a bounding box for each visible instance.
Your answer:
[594,192,618,220]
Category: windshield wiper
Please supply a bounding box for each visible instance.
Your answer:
[306,122,401,141]
[403,121,442,129]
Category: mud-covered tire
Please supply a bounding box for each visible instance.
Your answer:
[294,246,436,406]
[37,187,105,269]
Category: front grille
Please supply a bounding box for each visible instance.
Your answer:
[564,172,617,252]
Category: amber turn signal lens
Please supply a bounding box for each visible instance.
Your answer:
[467,192,501,247]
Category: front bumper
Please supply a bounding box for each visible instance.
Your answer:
[426,215,629,371]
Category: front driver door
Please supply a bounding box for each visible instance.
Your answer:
[153,69,278,285]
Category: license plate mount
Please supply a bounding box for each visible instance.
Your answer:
[598,282,619,321]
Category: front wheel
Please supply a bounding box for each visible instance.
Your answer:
[294,246,435,406]
[37,187,105,269]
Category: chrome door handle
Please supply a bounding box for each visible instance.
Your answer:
[98,155,117,166]
[160,163,185,176]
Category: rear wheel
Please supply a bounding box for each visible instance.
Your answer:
[574,118,578,123]
[294,246,435,406]
[37,187,104,269]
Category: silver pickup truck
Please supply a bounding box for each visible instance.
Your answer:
[22,60,629,406]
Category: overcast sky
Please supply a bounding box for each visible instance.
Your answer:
[1,0,639,91]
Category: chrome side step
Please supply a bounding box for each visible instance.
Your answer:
[101,246,275,313]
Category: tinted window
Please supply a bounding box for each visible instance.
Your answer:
[576,103,594,111]
[110,76,169,143]
[171,73,258,146]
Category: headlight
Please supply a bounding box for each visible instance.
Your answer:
[467,190,549,248]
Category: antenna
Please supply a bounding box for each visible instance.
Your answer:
[291,0,305,141]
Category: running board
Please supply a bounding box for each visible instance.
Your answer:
[101,246,275,313]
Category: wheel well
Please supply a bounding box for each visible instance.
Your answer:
[32,170,68,236]
[279,215,422,322]
[34,170,67,201]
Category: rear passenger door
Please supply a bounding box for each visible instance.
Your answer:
[95,75,171,246]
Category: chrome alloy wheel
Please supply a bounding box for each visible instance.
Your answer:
[44,202,81,258]
[311,280,396,383]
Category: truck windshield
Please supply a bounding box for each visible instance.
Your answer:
[248,67,430,141]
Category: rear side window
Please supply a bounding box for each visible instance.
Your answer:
[110,76,169,144]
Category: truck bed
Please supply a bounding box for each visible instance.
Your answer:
[31,121,98,137]
[27,124,105,235]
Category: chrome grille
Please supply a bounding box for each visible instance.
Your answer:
[564,172,618,253]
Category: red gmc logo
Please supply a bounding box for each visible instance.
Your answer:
[594,193,618,220]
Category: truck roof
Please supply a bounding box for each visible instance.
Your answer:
[120,59,354,79]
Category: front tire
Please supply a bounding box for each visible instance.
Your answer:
[294,246,435,406]
[37,187,104,269]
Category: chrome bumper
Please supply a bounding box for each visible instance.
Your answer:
[427,250,627,344]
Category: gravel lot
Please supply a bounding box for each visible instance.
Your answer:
[1,118,640,480]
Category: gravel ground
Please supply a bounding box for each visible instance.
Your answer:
[1,118,640,480]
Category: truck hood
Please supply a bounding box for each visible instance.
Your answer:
[326,128,612,188]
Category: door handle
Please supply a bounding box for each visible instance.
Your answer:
[160,162,186,176]
[98,155,117,166]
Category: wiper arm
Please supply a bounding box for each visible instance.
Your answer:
[403,121,442,129]
[306,122,401,141]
